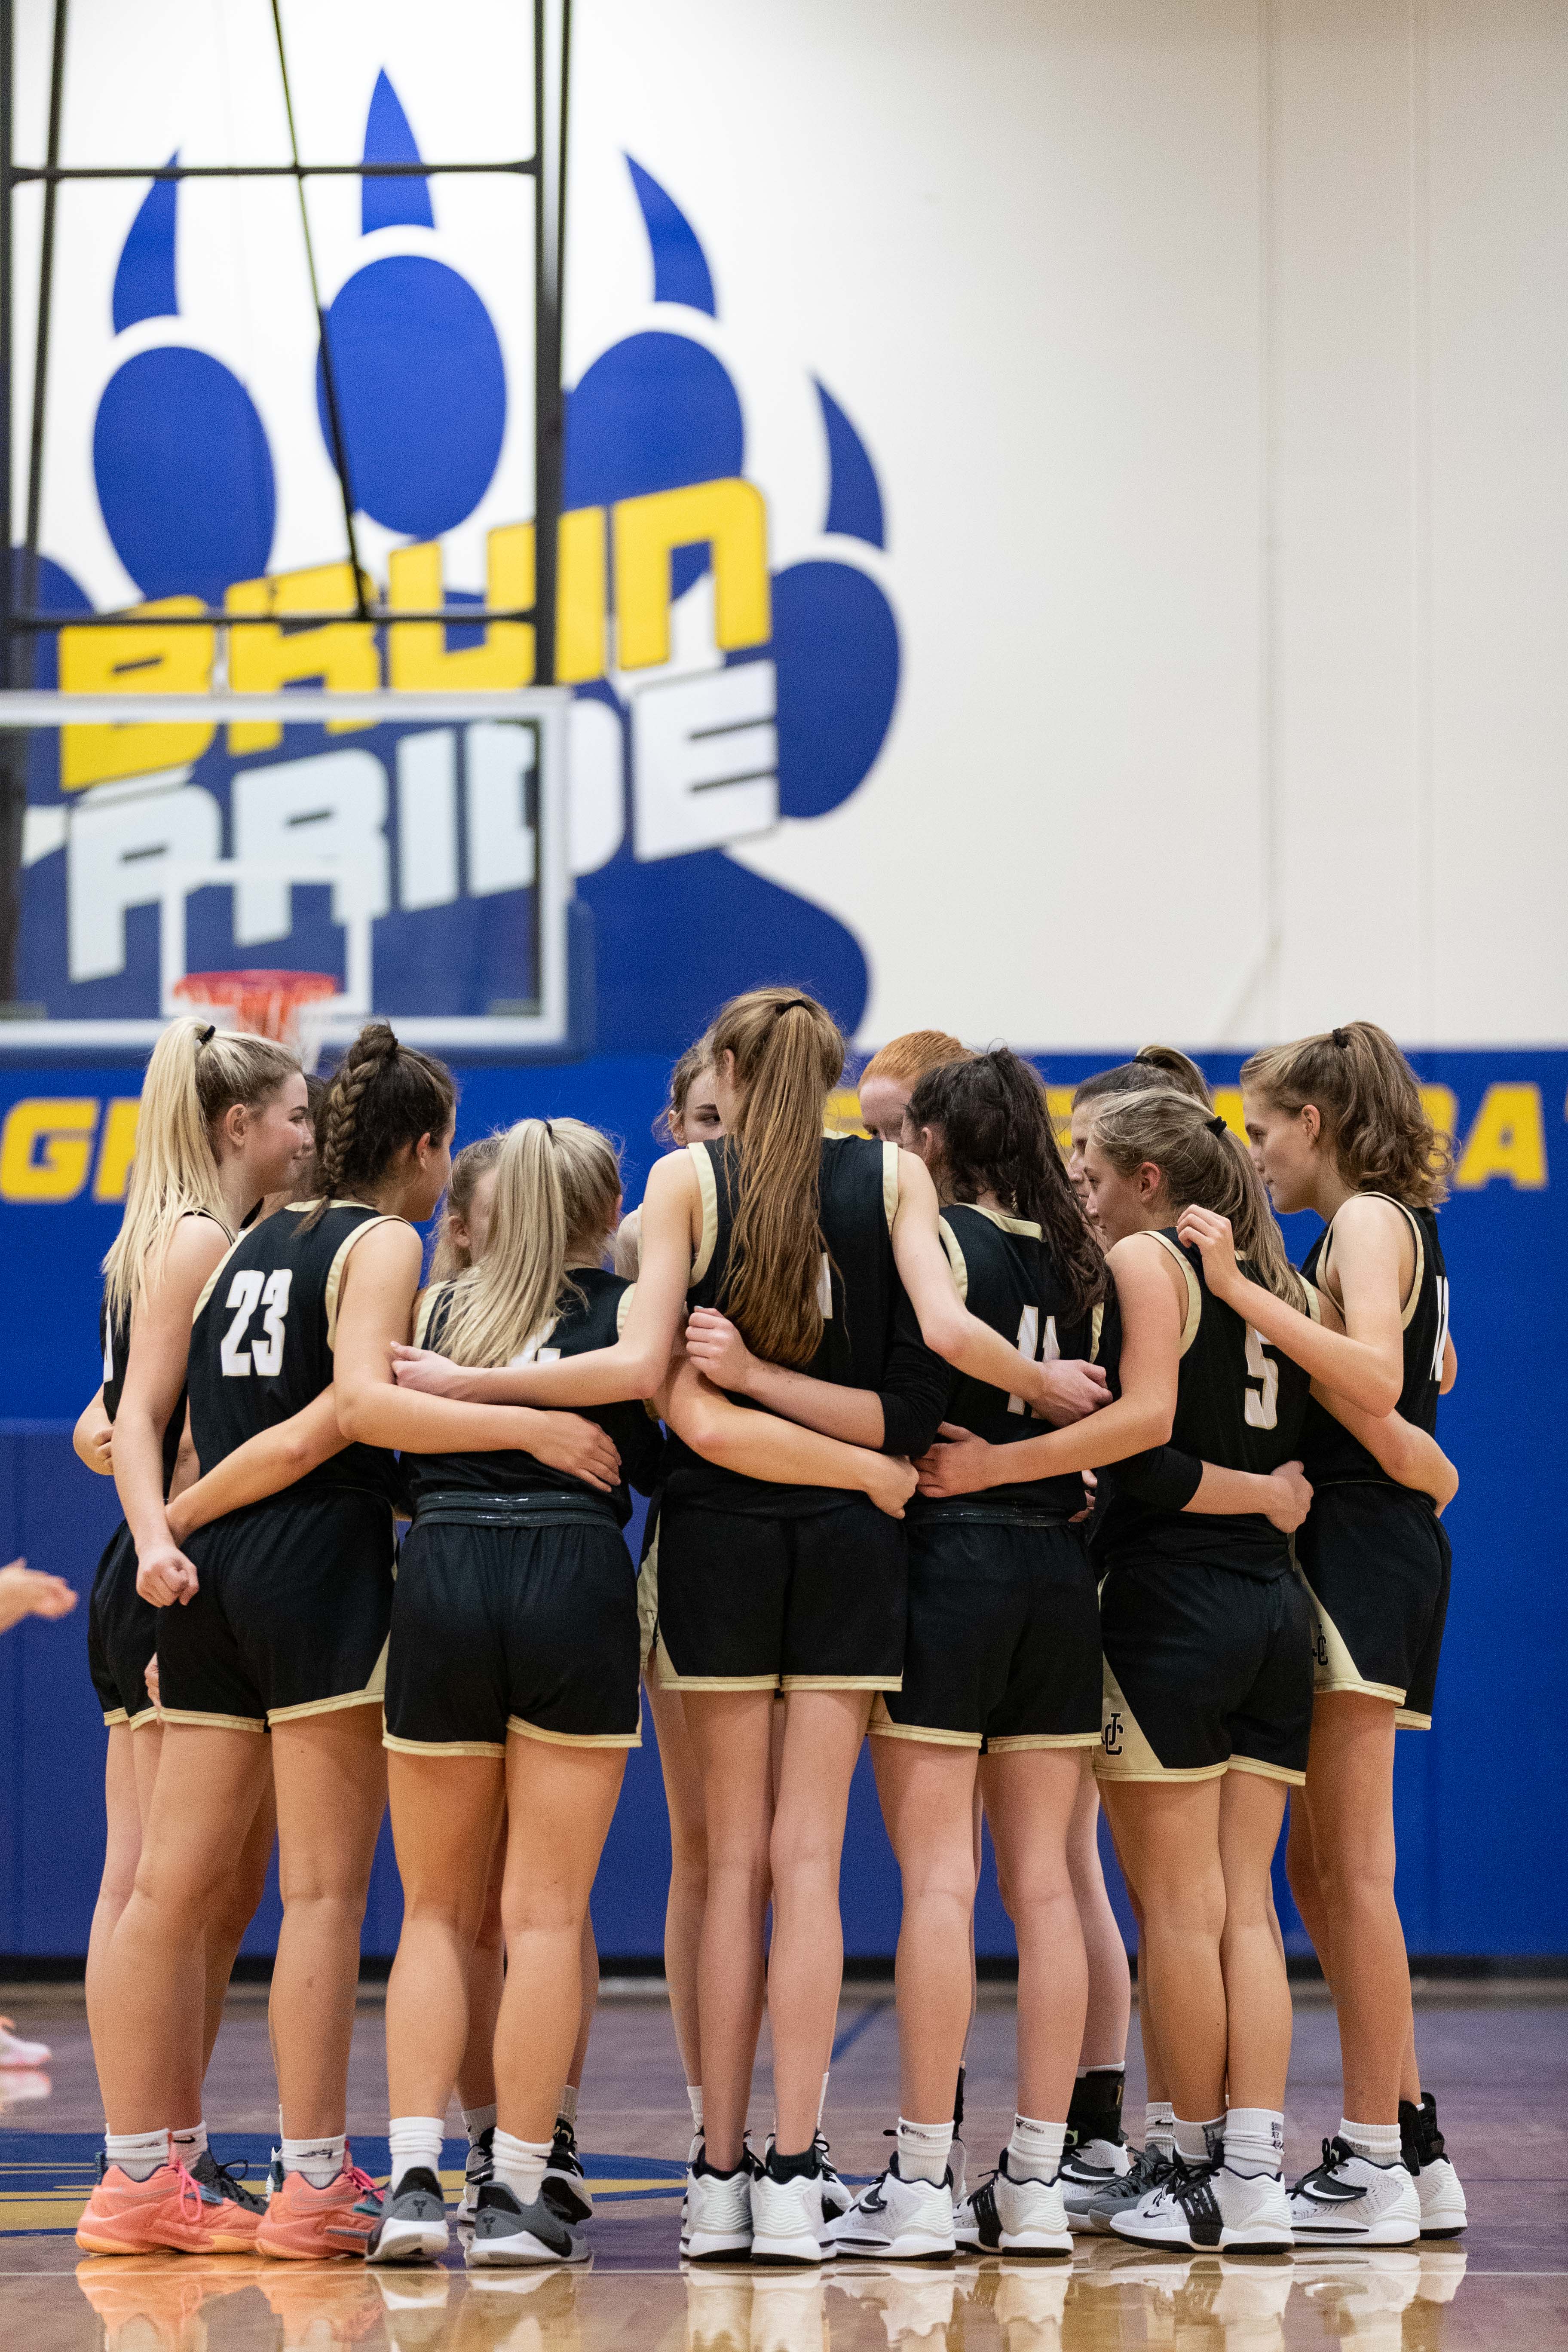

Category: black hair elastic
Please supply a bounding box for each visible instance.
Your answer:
[195,1023,215,1046]
[1207,1114,1228,1137]
[543,1118,556,1141]
[776,995,817,1015]
[1332,1026,1350,1048]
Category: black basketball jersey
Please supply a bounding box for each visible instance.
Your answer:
[186,1201,403,1509]
[918,1204,1094,1519]
[1298,1196,1449,1486]
[1095,1229,1316,1573]
[668,1133,947,1513]
[402,1266,663,1526]
[99,1209,233,1498]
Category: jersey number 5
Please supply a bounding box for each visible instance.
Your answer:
[220,1268,293,1378]
[1243,1326,1280,1430]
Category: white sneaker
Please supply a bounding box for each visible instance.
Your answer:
[1413,2153,1467,2239]
[949,2133,968,2206]
[459,2125,494,2226]
[0,2019,50,2068]
[750,2159,826,2266]
[815,2135,850,2224]
[1288,2138,1421,2247]
[831,2156,955,2260]
[1109,2158,1293,2253]
[686,2150,754,2263]
[1060,2135,1132,2233]
[954,2151,1072,2257]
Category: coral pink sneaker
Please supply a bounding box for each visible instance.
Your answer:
[75,2160,260,2255]
[256,2154,382,2260]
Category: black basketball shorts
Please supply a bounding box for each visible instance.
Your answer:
[157,1488,396,1733]
[87,1521,159,1730]
[655,1489,907,1693]
[870,1509,1101,1752]
[384,1494,642,1755]
[1096,1552,1314,1786]
[1295,1482,1452,1730]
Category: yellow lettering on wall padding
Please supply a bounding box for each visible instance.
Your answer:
[59,600,217,790]
[0,1099,100,1202]
[613,479,770,671]
[1455,1083,1547,1190]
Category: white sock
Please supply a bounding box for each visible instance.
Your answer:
[895,2116,953,2186]
[388,2116,446,2197]
[463,2102,497,2143]
[1008,2114,1067,2185]
[169,2121,208,2165]
[104,2128,169,2183]
[282,2132,346,2189]
[1225,2107,1284,2178]
[1174,2116,1224,2165]
[1145,2102,1176,2156]
[557,2083,579,2131]
[1341,2117,1402,2166]
[818,2070,830,2131]
[491,2127,551,2208]
[687,2084,704,2132]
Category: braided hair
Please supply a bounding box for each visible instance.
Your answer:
[907,1047,1105,1320]
[300,1022,456,1230]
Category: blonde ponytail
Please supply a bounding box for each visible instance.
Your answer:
[437,1118,622,1368]
[1090,1087,1309,1311]
[102,1018,299,1329]
[708,986,846,1368]
[1240,1023,1449,1207]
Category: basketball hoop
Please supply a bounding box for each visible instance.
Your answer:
[172,969,340,1050]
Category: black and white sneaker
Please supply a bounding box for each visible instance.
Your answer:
[190,2147,266,2215]
[1085,2142,1174,2234]
[541,2118,594,2225]
[1060,2138,1132,2233]
[367,2167,450,2265]
[953,2151,1071,2257]
[1401,2093,1467,2239]
[1289,2137,1421,2246]
[830,2154,955,2261]
[466,2180,589,2267]
[750,2148,827,2266]
[459,2126,494,2229]
[1110,2156,1293,2253]
[685,2145,754,2262]
[815,2135,849,2225]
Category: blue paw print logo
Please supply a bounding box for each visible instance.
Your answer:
[29,77,900,1051]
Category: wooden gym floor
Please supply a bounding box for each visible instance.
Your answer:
[2,1982,1565,2349]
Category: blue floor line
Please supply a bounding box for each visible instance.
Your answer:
[830,1997,891,2062]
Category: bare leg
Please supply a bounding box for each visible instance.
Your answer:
[767,1690,872,2155]
[568,1914,599,2092]
[1218,1772,1292,2110]
[1299,1695,1410,2124]
[646,1675,706,2090]
[96,1726,271,2132]
[982,1750,1088,2124]
[1110,1822,1169,2104]
[385,1753,504,2121]
[200,1767,276,2075]
[682,1690,775,2170]
[86,1726,147,2103]
[1068,1765,1131,2069]
[268,1706,388,2138]
[870,1737,980,2124]
[1100,1781,1226,2127]
[456,1815,507,2113]
[493,1737,625,2146]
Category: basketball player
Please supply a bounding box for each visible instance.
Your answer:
[1066,1047,1214,1206]
[1182,1023,1466,2242]
[392,986,1118,2263]
[80,1022,456,2261]
[856,1030,971,1144]
[72,1018,312,2255]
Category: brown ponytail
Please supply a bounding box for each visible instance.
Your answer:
[1073,1044,1213,1112]
[708,985,846,1367]
[1240,1022,1449,1207]
[301,1021,456,1230]
[908,1048,1104,1320]
[1090,1087,1309,1311]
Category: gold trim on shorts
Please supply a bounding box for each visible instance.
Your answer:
[1395,1708,1432,1731]
[780,1673,900,1693]
[1094,1663,1222,1782]
[986,1731,1102,1754]
[157,1706,266,1734]
[267,1688,385,1724]
[867,1699,977,1748]
[383,1733,506,1759]
[506,1714,641,1751]
[127,1705,159,1732]
[1228,1754,1307,1788]
[101,1706,129,1728]
[1298,1571,1407,1708]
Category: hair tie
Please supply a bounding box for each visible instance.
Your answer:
[543,1118,555,1142]
[1332,1026,1350,1049]
[1206,1114,1228,1138]
[195,1023,215,1047]
[776,995,816,1016]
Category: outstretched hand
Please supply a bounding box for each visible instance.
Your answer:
[0,1559,77,1636]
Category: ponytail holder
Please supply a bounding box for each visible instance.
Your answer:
[776,996,816,1016]
[1206,1114,1228,1138]
[543,1118,555,1142]
[1332,1026,1350,1049]
[195,1023,215,1047]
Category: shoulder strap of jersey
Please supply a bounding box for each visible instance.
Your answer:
[325,1213,404,1350]
[189,1217,246,1327]
[937,1214,968,1302]
[414,1281,453,1349]
[1142,1229,1202,1357]
[687,1143,720,1284]
[881,1142,899,1235]
[1321,1192,1424,1327]
[1090,1299,1105,1364]
[616,1281,636,1335]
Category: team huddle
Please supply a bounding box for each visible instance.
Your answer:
[69,987,1464,2269]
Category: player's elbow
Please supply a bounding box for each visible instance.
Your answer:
[1363,1369,1403,1418]
[334,1386,381,1446]
[918,1300,970,1367]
